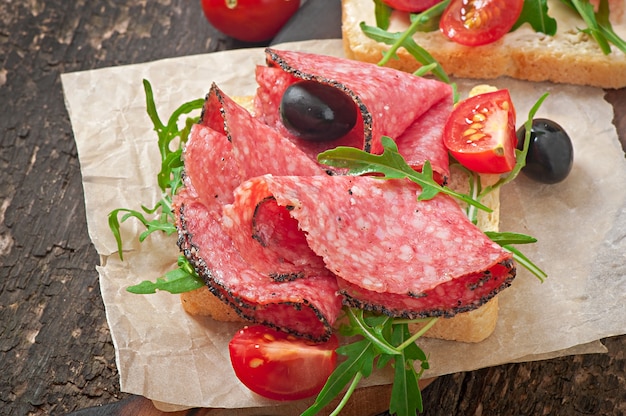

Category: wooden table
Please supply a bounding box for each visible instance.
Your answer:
[2,1,625,415]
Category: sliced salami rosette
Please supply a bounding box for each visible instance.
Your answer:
[174,49,516,341]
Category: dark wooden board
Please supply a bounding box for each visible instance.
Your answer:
[1,1,625,415]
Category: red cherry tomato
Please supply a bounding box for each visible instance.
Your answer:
[380,0,441,12]
[228,325,339,401]
[200,0,300,43]
[443,89,517,174]
[439,0,524,46]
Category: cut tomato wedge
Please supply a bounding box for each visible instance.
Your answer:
[443,89,517,174]
[381,0,442,12]
[228,325,338,401]
[439,0,524,46]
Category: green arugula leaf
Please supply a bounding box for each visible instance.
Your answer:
[346,309,400,356]
[505,244,548,282]
[595,0,626,54]
[512,0,557,34]
[126,256,205,294]
[373,0,393,30]
[388,323,426,416]
[305,310,437,416]
[301,338,377,416]
[360,0,452,84]
[484,231,538,246]
[562,0,626,54]
[317,136,492,212]
[108,79,204,292]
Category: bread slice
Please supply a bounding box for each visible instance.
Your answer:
[341,0,626,89]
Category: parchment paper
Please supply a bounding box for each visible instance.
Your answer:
[61,39,626,411]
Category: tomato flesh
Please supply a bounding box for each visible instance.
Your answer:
[443,89,517,174]
[200,0,300,43]
[439,0,524,46]
[228,325,338,401]
[381,0,442,12]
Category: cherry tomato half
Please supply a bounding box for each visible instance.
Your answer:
[439,0,524,46]
[381,0,442,12]
[200,0,300,43]
[443,89,517,174]
[228,325,338,401]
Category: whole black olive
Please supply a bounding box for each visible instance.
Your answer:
[516,118,574,184]
[279,80,358,142]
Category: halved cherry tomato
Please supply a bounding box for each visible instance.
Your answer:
[381,0,442,12]
[228,325,339,401]
[439,0,524,46]
[443,89,517,174]
[200,0,300,43]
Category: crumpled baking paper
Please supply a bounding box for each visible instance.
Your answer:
[61,39,626,412]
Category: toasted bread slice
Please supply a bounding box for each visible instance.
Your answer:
[341,0,626,89]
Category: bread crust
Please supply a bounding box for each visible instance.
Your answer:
[342,0,626,89]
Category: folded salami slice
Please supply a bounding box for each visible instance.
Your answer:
[199,83,325,180]
[225,174,515,318]
[175,190,342,342]
[394,96,452,184]
[254,48,453,169]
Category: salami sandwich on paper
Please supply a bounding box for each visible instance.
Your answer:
[175,49,515,343]
[342,0,626,88]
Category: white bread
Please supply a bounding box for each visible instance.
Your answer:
[342,0,626,89]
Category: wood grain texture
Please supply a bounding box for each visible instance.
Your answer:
[1,1,625,415]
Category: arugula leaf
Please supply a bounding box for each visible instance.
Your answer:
[562,0,626,54]
[505,244,548,282]
[512,0,557,34]
[108,79,204,291]
[484,231,538,246]
[388,323,426,416]
[360,0,452,84]
[303,310,436,416]
[486,231,547,282]
[127,256,205,294]
[301,339,377,416]
[595,0,626,54]
[373,0,393,30]
[318,136,492,212]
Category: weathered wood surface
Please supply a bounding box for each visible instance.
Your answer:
[1,1,625,416]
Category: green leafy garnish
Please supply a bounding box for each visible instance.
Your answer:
[365,0,626,62]
[564,0,626,54]
[361,1,452,84]
[126,255,205,294]
[303,309,437,416]
[373,0,393,30]
[512,0,557,34]
[318,136,492,212]
[108,79,204,291]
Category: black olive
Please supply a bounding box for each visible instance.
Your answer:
[516,118,574,184]
[279,80,358,142]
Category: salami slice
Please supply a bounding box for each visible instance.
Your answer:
[255,48,453,161]
[394,96,452,184]
[221,177,329,281]
[183,123,241,212]
[175,190,342,342]
[200,83,325,179]
[226,174,515,318]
